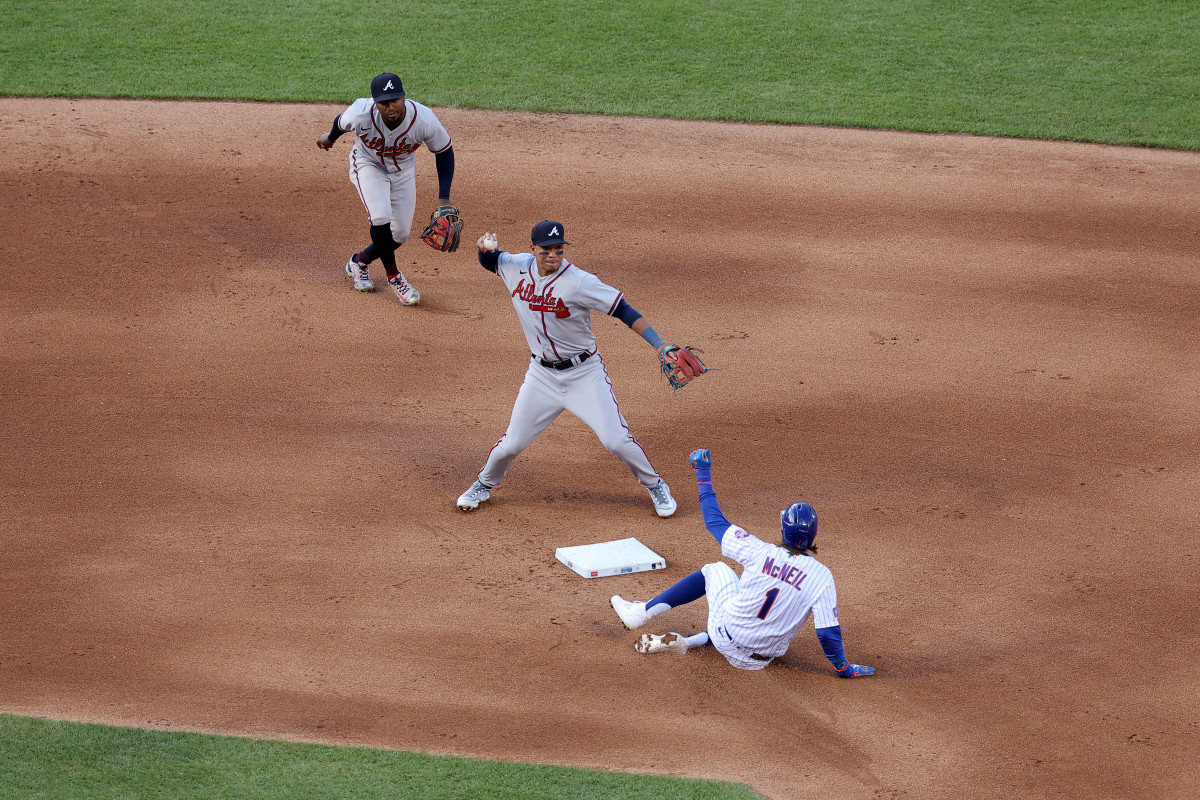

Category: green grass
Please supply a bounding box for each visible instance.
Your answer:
[0,714,761,800]
[0,0,1196,148]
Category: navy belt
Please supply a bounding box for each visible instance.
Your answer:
[720,627,772,662]
[535,352,591,370]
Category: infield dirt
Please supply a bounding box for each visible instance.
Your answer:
[2,98,1198,799]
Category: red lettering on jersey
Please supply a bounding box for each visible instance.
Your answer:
[783,566,807,589]
[360,134,423,159]
[513,279,571,318]
[764,557,808,590]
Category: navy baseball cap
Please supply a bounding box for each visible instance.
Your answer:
[531,220,569,247]
[371,73,406,102]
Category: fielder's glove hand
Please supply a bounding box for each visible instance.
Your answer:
[835,662,876,678]
[421,204,462,252]
[657,344,709,392]
[688,448,712,471]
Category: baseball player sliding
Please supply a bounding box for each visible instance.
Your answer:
[611,449,876,677]
[316,72,457,306]
[456,221,694,517]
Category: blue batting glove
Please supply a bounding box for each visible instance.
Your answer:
[688,448,712,470]
[836,663,875,678]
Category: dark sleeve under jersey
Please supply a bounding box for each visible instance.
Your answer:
[478,248,499,273]
[327,115,346,142]
[610,298,643,327]
[434,146,454,200]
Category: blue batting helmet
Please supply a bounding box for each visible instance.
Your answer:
[781,502,818,551]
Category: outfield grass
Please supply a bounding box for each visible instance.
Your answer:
[1,0,1196,148]
[0,715,762,800]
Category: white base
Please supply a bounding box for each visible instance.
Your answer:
[555,537,666,578]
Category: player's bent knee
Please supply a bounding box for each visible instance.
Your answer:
[370,223,400,252]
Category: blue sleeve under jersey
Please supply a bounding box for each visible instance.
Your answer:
[694,468,732,543]
[327,115,346,141]
[434,146,454,201]
[816,625,847,669]
[611,298,642,326]
[477,248,499,273]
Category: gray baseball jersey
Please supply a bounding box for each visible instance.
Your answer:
[493,253,622,360]
[337,98,451,175]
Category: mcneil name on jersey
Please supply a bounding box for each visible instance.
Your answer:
[762,557,809,591]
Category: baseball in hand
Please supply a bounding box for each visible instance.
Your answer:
[482,235,498,252]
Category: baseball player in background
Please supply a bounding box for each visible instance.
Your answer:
[316,72,455,305]
[611,448,876,677]
[455,221,685,517]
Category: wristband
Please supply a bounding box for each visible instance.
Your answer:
[640,326,665,349]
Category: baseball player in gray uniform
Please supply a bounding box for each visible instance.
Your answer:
[611,448,876,677]
[455,220,684,517]
[316,72,455,305]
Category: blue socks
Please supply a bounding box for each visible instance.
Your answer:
[646,569,706,615]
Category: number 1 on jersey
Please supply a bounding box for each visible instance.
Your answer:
[757,587,780,620]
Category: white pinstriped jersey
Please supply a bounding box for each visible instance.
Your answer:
[716,525,838,657]
[494,253,623,361]
[338,98,451,175]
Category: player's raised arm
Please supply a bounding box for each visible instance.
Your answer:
[688,448,733,542]
[476,232,501,273]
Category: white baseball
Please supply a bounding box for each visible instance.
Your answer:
[482,235,498,252]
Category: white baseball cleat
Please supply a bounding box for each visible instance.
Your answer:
[610,595,649,630]
[388,272,420,305]
[647,478,677,517]
[456,480,491,511]
[345,258,375,292]
[636,632,689,655]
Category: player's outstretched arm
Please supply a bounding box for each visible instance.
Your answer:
[612,305,685,358]
[816,625,875,678]
[609,303,709,393]
[628,314,664,347]
[689,449,732,542]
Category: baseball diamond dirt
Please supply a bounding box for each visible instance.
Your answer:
[1,97,1198,799]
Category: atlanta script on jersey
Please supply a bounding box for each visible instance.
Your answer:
[493,253,622,361]
[337,98,451,175]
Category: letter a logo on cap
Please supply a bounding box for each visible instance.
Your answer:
[550,226,559,236]
[385,80,394,90]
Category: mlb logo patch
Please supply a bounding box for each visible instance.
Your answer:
[833,607,839,618]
